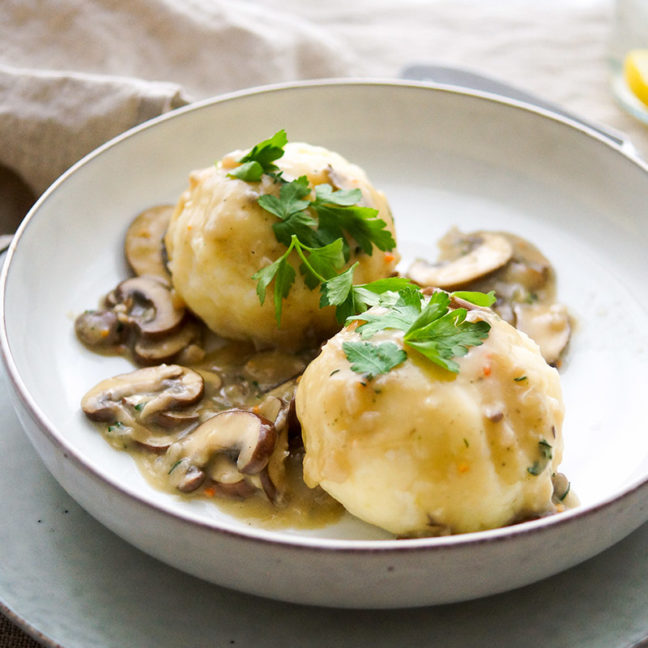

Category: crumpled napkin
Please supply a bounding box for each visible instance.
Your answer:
[0,0,358,197]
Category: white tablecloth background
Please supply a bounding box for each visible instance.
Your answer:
[2,0,647,200]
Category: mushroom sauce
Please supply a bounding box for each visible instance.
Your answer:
[76,207,572,532]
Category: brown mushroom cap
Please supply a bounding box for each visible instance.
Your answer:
[133,318,202,365]
[408,232,513,289]
[124,205,173,281]
[109,276,185,338]
[81,364,204,448]
[207,455,260,498]
[243,351,307,392]
[75,310,123,347]
[178,409,277,475]
[513,302,571,366]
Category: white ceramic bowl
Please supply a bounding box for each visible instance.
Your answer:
[2,80,647,609]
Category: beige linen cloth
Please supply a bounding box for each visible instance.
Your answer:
[0,0,357,198]
[2,0,648,205]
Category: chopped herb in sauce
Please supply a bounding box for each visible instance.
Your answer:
[168,459,183,475]
[527,439,553,476]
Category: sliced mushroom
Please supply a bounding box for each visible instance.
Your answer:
[156,410,201,428]
[124,205,173,280]
[178,409,276,475]
[243,350,306,392]
[75,310,124,347]
[108,276,185,338]
[408,232,513,289]
[551,472,571,503]
[505,259,550,293]
[263,427,289,504]
[133,318,202,365]
[81,364,204,448]
[326,165,352,191]
[513,302,571,366]
[256,378,298,432]
[208,455,260,499]
[168,458,206,493]
[166,409,281,500]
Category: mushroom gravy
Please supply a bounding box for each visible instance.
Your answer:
[76,207,572,532]
[408,228,571,366]
[83,339,344,530]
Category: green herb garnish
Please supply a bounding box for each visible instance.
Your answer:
[254,179,396,324]
[345,288,491,375]
[513,375,527,382]
[232,131,397,325]
[527,439,553,476]
[168,459,183,475]
[252,235,344,325]
[451,290,496,307]
[558,480,571,501]
[309,184,396,259]
[227,129,288,181]
[342,340,407,380]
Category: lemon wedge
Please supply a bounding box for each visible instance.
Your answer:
[624,49,648,106]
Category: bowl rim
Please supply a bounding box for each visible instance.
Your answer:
[2,77,648,555]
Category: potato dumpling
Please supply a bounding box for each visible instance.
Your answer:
[296,309,565,536]
[164,142,399,350]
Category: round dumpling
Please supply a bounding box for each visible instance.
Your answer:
[295,308,565,536]
[164,141,399,350]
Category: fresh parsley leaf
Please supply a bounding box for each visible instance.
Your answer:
[301,239,345,289]
[251,247,296,325]
[404,308,490,373]
[322,276,416,324]
[228,161,265,182]
[451,290,497,307]
[260,177,318,247]
[258,176,311,220]
[272,210,318,249]
[342,285,492,375]
[315,203,394,257]
[352,277,415,306]
[272,257,296,324]
[348,286,424,338]
[320,263,359,320]
[342,340,407,380]
[254,235,344,323]
[237,131,400,326]
[312,184,363,207]
[310,184,396,257]
[405,291,450,333]
[252,254,285,306]
[228,129,288,181]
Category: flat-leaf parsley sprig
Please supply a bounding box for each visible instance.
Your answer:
[228,130,397,325]
[342,287,495,379]
[227,129,288,182]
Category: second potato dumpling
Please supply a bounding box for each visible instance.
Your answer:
[296,306,565,537]
[164,135,400,351]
